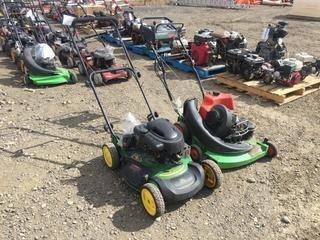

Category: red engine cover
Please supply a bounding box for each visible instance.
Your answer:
[282,71,302,87]
[191,42,211,66]
[199,93,235,119]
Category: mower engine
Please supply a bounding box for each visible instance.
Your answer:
[121,9,136,37]
[204,104,255,143]
[295,52,318,79]
[262,58,303,87]
[92,48,116,69]
[256,21,288,61]
[215,31,248,60]
[123,118,188,163]
[240,53,265,80]
[191,29,218,66]
[226,48,250,74]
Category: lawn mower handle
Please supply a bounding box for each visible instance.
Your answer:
[71,16,118,27]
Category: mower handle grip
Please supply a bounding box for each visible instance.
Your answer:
[71,16,118,27]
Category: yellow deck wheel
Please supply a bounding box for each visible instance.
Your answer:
[102,144,119,170]
[201,160,223,189]
[140,183,165,218]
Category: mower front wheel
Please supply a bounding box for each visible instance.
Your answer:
[93,73,103,86]
[201,160,223,190]
[102,144,120,170]
[141,183,165,218]
[68,71,78,84]
[266,142,278,158]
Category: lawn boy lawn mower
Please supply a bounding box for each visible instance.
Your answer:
[149,27,278,171]
[22,42,78,86]
[256,21,288,62]
[69,16,206,218]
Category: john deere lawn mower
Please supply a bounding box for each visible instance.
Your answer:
[68,16,213,218]
[22,42,77,86]
[147,24,278,170]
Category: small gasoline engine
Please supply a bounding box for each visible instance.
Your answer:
[92,48,116,69]
[191,29,217,66]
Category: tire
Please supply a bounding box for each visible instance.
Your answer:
[263,74,273,85]
[102,144,120,170]
[201,159,223,190]
[190,144,203,162]
[266,142,278,158]
[23,74,32,86]
[140,183,165,218]
[78,62,86,76]
[10,48,17,63]
[66,57,75,69]
[68,71,78,84]
[174,121,190,141]
[126,69,132,80]
[93,73,104,86]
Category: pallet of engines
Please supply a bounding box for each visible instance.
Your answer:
[226,50,320,87]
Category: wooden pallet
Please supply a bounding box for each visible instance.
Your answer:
[215,72,320,105]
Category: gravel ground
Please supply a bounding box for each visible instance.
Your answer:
[0,5,320,240]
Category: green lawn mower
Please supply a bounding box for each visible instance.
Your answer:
[22,43,77,86]
[68,16,221,218]
[146,24,278,170]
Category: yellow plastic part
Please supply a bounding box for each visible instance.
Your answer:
[141,188,157,216]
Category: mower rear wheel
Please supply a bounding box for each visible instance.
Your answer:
[78,62,85,76]
[201,160,223,190]
[102,144,120,170]
[141,183,165,218]
[266,142,278,158]
[174,121,190,141]
[190,145,202,162]
[68,71,78,84]
[23,74,32,86]
[93,73,103,86]
[126,69,132,80]
[67,57,75,69]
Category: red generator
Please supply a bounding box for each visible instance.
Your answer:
[191,30,217,66]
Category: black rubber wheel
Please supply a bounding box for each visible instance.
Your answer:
[201,159,223,190]
[93,73,104,86]
[23,74,32,86]
[174,121,190,142]
[102,144,120,170]
[66,57,75,69]
[68,71,78,84]
[263,74,273,85]
[140,183,165,218]
[190,144,203,162]
[266,142,278,158]
[126,69,132,80]
[78,62,86,76]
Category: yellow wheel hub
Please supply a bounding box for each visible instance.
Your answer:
[141,188,157,216]
[102,146,113,168]
[203,164,216,188]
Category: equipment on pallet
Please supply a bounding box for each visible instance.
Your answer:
[256,21,288,61]
[262,54,320,87]
[226,48,265,80]
[70,16,206,218]
[190,29,248,67]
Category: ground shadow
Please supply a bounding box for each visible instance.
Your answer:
[63,156,154,231]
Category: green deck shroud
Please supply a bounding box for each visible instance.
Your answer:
[192,137,269,169]
[29,68,70,86]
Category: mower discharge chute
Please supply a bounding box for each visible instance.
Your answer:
[69,16,206,218]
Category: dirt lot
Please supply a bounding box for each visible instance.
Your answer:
[1,5,320,240]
